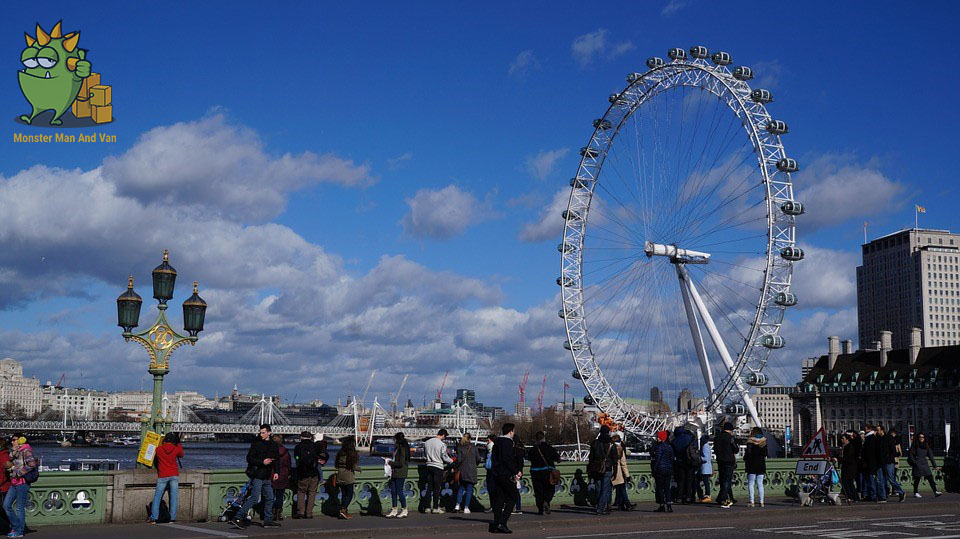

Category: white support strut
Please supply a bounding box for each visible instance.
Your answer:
[677,264,762,428]
[676,266,715,397]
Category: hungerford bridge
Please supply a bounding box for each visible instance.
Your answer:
[0,398,487,446]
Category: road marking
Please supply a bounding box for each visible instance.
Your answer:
[547,526,735,538]
[162,523,246,537]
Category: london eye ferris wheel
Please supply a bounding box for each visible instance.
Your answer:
[559,46,804,436]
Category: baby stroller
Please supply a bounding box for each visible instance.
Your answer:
[797,461,842,506]
[218,480,255,522]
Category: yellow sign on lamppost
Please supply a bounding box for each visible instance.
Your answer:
[137,430,163,467]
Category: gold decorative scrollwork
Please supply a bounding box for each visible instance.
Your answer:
[149,324,176,351]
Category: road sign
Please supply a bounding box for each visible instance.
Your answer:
[137,430,162,467]
[795,459,828,475]
[800,426,830,458]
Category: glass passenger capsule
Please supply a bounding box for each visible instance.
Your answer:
[668,47,687,60]
[776,157,798,173]
[761,335,785,349]
[780,246,804,261]
[646,57,665,69]
[766,120,789,135]
[725,404,746,415]
[557,276,574,287]
[627,72,643,83]
[750,89,773,104]
[775,292,798,306]
[564,340,587,351]
[689,45,710,59]
[570,177,589,188]
[593,118,613,130]
[711,51,732,65]
[780,200,805,215]
[733,66,754,80]
[580,147,600,158]
[562,209,582,221]
[557,242,577,253]
[745,372,768,386]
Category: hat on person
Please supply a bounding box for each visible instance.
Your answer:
[656,430,668,442]
[301,431,312,439]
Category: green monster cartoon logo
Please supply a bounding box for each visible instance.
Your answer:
[18,21,91,126]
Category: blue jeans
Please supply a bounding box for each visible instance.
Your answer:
[150,476,179,521]
[861,470,877,500]
[238,478,274,523]
[747,473,764,504]
[390,477,407,508]
[882,463,904,496]
[456,482,473,509]
[874,470,887,500]
[595,471,613,513]
[3,484,29,535]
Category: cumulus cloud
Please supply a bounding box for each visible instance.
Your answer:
[401,185,489,239]
[794,154,906,231]
[387,152,413,169]
[508,50,539,78]
[790,244,858,310]
[518,189,569,243]
[102,114,373,222]
[525,148,569,181]
[572,29,634,68]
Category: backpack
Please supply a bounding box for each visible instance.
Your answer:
[685,440,703,467]
[295,441,318,468]
[24,465,39,484]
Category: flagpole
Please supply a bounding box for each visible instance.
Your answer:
[916,205,919,230]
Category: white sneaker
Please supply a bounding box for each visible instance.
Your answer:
[398,508,408,518]
[454,504,460,512]
[434,508,445,514]
[914,493,922,498]
[385,507,398,518]
[463,507,471,514]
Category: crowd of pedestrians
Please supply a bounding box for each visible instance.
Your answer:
[837,424,942,502]
[120,420,957,534]
[0,434,37,538]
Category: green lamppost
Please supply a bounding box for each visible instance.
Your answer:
[117,249,207,457]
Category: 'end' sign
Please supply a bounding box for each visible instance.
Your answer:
[795,459,828,475]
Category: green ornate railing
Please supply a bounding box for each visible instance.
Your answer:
[19,458,948,526]
[12,471,109,525]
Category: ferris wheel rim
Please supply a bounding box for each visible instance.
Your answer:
[559,53,798,436]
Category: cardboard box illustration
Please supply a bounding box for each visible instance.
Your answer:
[71,98,92,118]
[91,104,112,124]
[80,73,100,99]
[89,85,112,107]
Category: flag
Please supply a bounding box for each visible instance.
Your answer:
[916,205,926,213]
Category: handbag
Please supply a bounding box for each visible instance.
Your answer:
[536,444,562,486]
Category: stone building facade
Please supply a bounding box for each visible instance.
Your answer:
[792,334,959,450]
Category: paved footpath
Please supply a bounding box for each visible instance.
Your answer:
[30,494,960,538]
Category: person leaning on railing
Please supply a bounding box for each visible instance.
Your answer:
[148,432,183,525]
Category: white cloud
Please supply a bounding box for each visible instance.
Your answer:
[401,185,487,239]
[387,152,413,169]
[794,154,906,231]
[752,60,786,89]
[572,29,608,68]
[790,244,858,310]
[508,50,539,78]
[102,114,373,222]
[661,0,688,15]
[518,189,569,243]
[611,41,635,58]
[525,148,569,181]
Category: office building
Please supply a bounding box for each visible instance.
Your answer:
[857,228,960,349]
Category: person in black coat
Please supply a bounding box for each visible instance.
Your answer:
[861,424,881,501]
[587,425,619,515]
[714,422,738,507]
[231,424,280,529]
[650,430,675,513]
[489,423,521,534]
[839,433,860,501]
[878,426,905,501]
[528,431,560,515]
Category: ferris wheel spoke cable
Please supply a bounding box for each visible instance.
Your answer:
[675,150,762,243]
[680,199,767,248]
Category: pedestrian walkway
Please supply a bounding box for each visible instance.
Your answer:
[31,493,960,538]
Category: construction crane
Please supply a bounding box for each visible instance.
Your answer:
[518,370,530,416]
[436,370,449,402]
[55,373,66,389]
[391,374,410,416]
[359,370,377,407]
[536,375,547,415]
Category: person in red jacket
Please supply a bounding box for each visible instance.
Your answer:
[148,432,184,524]
[270,434,292,522]
[0,438,11,534]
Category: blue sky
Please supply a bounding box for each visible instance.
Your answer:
[0,1,957,409]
